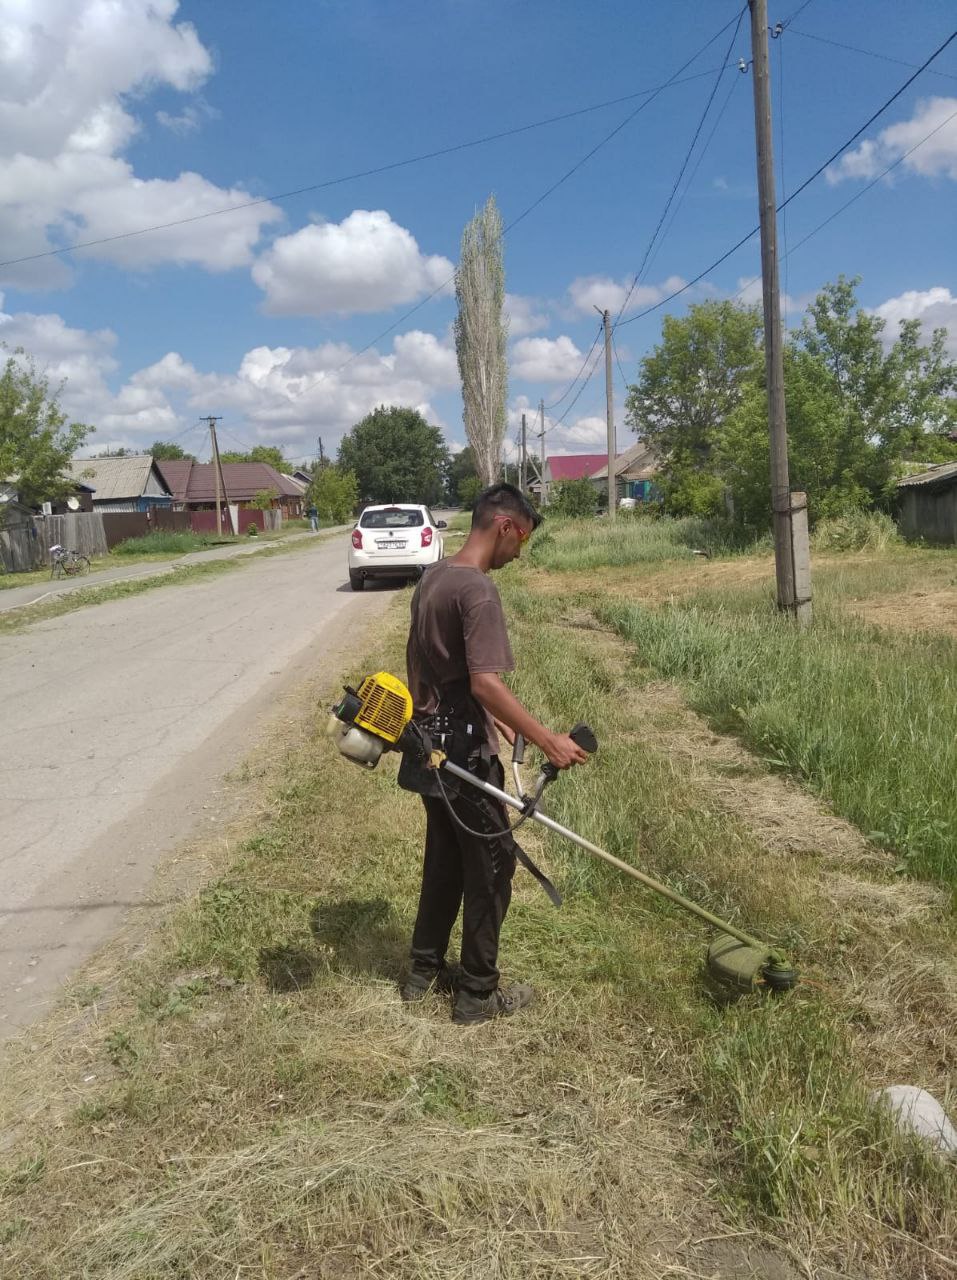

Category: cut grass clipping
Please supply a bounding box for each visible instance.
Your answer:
[1,589,953,1279]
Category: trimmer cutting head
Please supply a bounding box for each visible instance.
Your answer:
[705,934,798,1003]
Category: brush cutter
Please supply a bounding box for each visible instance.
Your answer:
[328,672,797,1001]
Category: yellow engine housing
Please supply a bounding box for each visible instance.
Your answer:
[353,671,413,743]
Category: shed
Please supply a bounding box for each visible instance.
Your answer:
[896,461,957,545]
[67,456,172,512]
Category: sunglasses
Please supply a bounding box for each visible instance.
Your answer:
[494,514,531,544]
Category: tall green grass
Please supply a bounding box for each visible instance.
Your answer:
[530,514,761,571]
[599,596,957,885]
[112,531,236,555]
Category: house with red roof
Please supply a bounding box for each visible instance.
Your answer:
[155,459,306,530]
[543,454,608,487]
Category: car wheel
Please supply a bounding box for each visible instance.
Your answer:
[349,571,364,592]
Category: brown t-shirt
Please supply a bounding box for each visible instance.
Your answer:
[406,559,514,753]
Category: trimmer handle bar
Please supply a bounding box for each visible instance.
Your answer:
[513,722,598,781]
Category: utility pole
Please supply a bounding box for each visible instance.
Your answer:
[202,416,233,537]
[317,436,326,470]
[520,412,527,493]
[748,0,811,623]
[538,398,547,507]
[595,306,616,517]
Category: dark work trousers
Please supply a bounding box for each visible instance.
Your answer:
[410,758,517,994]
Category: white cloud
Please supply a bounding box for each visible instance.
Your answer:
[511,335,584,382]
[567,273,687,317]
[0,1,281,289]
[871,286,957,357]
[827,96,957,184]
[504,292,549,337]
[252,210,454,316]
[3,291,463,458]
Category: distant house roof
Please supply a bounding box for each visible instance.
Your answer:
[184,462,304,503]
[545,453,608,483]
[67,455,169,500]
[897,461,957,492]
[589,440,659,482]
[154,459,193,503]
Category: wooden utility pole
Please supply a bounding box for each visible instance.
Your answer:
[595,306,616,517]
[538,399,547,507]
[748,0,810,623]
[202,416,233,536]
[317,436,326,469]
[520,412,528,493]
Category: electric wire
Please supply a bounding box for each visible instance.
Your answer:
[733,102,957,304]
[333,7,750,392]
[543,324,603,411]
[613,5,747,326]
[642,57,742,283]
[0,62,747,273]
[615,22,957,331]
[612,333,630,395]
[787,27,957,82]
[547,338,607,431]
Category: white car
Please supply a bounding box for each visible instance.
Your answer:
[348,503,446,590]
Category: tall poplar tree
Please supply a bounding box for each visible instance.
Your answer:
[454,196,508,487]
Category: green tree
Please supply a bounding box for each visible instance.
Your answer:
[0,348,92,510]
[337,406,449,505]
[447,444,479,503]
[549,477,599,517]
[250,488,278,510]
[458,475,483,508]
[717,277,957,526]
[309,465,358,523]
[218,445,289,471]
[455,195,508,485]
[625,300,764,516]
[149,440,196,461]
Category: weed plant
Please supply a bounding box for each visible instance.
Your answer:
[112,530,235,555]
[599,595,957,884]
[530,513,761,571]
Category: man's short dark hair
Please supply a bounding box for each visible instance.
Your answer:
[471,483,542,532]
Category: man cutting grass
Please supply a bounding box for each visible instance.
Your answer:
[399,483,589,1025]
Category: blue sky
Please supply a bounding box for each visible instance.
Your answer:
[1,0,954,465]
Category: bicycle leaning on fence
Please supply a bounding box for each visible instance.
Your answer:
[50,544,91,579]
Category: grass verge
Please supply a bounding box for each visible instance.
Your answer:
[1,582,954,1278]
[529,514,761,571]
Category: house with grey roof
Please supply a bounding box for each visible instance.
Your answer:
[588,440,659,506]
[67,455,172,512]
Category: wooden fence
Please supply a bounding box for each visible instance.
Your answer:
[1,507,194,573]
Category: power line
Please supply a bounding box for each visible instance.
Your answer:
[612,333,630,394]
[613,5,747,325]
[616,22,957,331]
[734,102,957,304]
[643,62,742,282]
[329,8,749,390]
[0,62,745,273]
[787,26,957,82]
[543,324,603,411]
[548,340,607,431]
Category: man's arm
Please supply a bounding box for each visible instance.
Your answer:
[470,671,588,769]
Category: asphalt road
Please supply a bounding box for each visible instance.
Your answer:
[0,532,400,1045]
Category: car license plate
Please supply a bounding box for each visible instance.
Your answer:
[377,540,406,549]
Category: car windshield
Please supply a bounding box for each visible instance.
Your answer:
[360,509,423,529]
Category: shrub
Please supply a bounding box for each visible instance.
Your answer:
[811,509,902,552]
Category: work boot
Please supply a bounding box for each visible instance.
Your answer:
[399,963,457,1003]
[451,983,535,1026]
